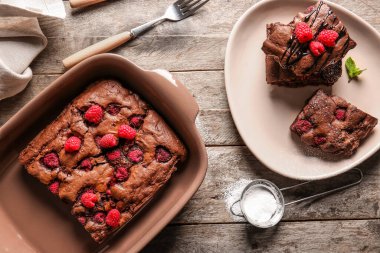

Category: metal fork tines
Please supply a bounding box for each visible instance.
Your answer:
[63,0,210,68]
[131,0,210,36]
[176,0,210,17]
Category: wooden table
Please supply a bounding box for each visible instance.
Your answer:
[1,0,379,252]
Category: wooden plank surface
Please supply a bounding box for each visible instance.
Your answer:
[143,220,380,253]
[0,0,379,252]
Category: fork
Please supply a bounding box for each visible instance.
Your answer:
[62,0,210,68]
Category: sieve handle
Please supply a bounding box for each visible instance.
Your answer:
[230,200,244,217]
[281,168,363,206]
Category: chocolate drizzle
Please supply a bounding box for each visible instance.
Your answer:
[280,1,351,75]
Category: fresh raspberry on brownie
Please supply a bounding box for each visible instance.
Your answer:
[84,105,103,124]
[81,192,98,208]
[118,124,136,140]
[106,209,120,227]
[18,79,187,244]
[99,134,118,149]
[64,136,81,152]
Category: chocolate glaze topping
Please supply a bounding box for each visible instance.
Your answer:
[262,1,356,77]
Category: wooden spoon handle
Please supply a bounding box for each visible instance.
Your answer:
[62,31,132,69]
[69,0,106,8]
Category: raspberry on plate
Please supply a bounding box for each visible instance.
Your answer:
[294,22,313,43]
[317,30,339,47]
[309,41,325,57]
[84,105,103,124]
[64,136,81,152]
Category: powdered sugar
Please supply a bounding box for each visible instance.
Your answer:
[223,178,252,221]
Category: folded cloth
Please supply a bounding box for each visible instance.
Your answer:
[0,17,47,100]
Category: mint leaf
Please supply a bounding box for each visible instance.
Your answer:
[345,57,366,81]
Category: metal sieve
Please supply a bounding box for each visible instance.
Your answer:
[230,168,363,228]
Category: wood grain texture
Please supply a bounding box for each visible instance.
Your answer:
[143,220,380,253]
[43,0,380,37]
[0,0,379,251]
[172,146,380,224]
[30,36,226,73]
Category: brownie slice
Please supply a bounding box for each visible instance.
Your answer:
[265,55,341,87]
[262,1,356,78]
[290,89,377,156]
[19,80,187,243]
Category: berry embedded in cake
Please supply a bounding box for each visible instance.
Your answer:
[19,79,187,243]
[290,89,377,156]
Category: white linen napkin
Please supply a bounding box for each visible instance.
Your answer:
[0,17,47,100]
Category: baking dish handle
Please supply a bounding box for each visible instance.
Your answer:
[148,69,199,123]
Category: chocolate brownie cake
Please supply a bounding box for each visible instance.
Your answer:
[265,55,342,87]
[291,89,377,156]
[19,80,187,243]
[262,1,356,86]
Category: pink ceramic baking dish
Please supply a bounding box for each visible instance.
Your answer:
[0,54,207,253]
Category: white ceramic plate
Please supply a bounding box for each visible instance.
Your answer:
[225,0,380,180]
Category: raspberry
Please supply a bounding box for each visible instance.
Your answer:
[94,212,105,223]
[106,150,121,160]
[42,153,60,169]
[84,105,103,124]
[127,148,143,163]
[309,41,325,57]
[81,192,98,208]
[294,22,313,43]
[99,134,118,149]
[80,159,92,171]
[115,167,129,181]
[129,116,144,128]
[155,146,172,163]
[292,119,312,134]
[118,125,136,140]
[106,209,120,227]
[106,104,121,116]
[314,136,327,145]
[317,30,339,47]
[64,136,81,152]
[48,181,59,195]
[77,216,86,225]
[335,109,346,121]
[106,189,112,195]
